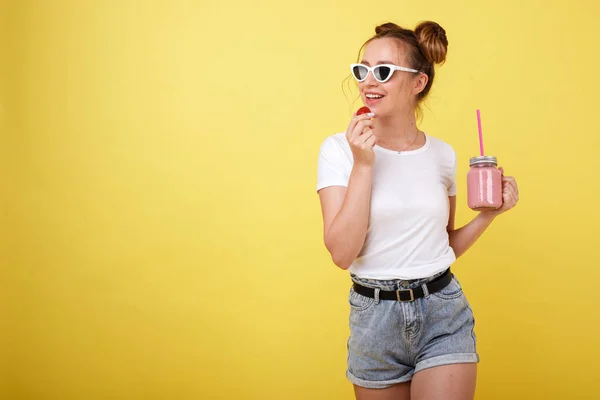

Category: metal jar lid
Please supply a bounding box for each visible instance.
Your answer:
[469,156,497,167]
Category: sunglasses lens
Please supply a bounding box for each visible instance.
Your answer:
[374,66,391,82]
[352,65,368,81]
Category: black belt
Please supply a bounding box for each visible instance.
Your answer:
[352,268,452,302]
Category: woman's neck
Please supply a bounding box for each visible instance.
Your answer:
[373,109,422,149]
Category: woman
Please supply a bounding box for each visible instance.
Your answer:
[316,21,519,400]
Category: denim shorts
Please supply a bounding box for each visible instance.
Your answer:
[346,269,479,389]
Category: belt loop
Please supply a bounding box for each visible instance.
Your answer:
[374,288,380,304]
[422,282,430,297]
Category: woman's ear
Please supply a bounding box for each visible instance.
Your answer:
[413,73,428,96]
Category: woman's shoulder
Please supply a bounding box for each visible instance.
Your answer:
[319,133,351,155]
[321,132,349,147]
[425,133,456,157]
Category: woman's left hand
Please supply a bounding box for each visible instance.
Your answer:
[482,167,519,217]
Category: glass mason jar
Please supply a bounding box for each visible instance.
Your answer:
[467,156,503,211]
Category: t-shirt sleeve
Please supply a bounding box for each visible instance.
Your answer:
[316,136,351,192]
[447,148,457,196]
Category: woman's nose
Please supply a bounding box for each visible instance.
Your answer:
[363,71,378,86]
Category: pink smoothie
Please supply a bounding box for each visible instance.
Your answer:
[467,156,503,211]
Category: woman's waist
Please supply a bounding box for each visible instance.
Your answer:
[349,253,454,290]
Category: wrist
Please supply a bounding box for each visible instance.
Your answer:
[478,210,498,223]
[352,163,374,173]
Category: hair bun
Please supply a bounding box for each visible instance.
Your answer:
[375,22,402,35]
[414,21,448,65]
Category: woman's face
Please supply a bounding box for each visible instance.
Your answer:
[357,38,427,117]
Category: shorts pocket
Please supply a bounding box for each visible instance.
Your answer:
[348,286,375,311]
[431,276,463,300]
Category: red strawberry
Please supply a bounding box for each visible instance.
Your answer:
[356,106,371,116]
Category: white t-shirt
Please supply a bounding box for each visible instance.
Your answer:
[316,132,457,280]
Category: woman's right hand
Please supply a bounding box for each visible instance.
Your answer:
[345,112,376,167]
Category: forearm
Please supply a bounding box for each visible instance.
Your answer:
[448,212,496,258]
[325,165,373,269]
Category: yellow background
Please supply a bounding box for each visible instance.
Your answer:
[1,0,599,399]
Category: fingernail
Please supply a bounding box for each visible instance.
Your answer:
[367,113,375,117]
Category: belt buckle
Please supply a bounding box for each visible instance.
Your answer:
[396,288,414,302]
